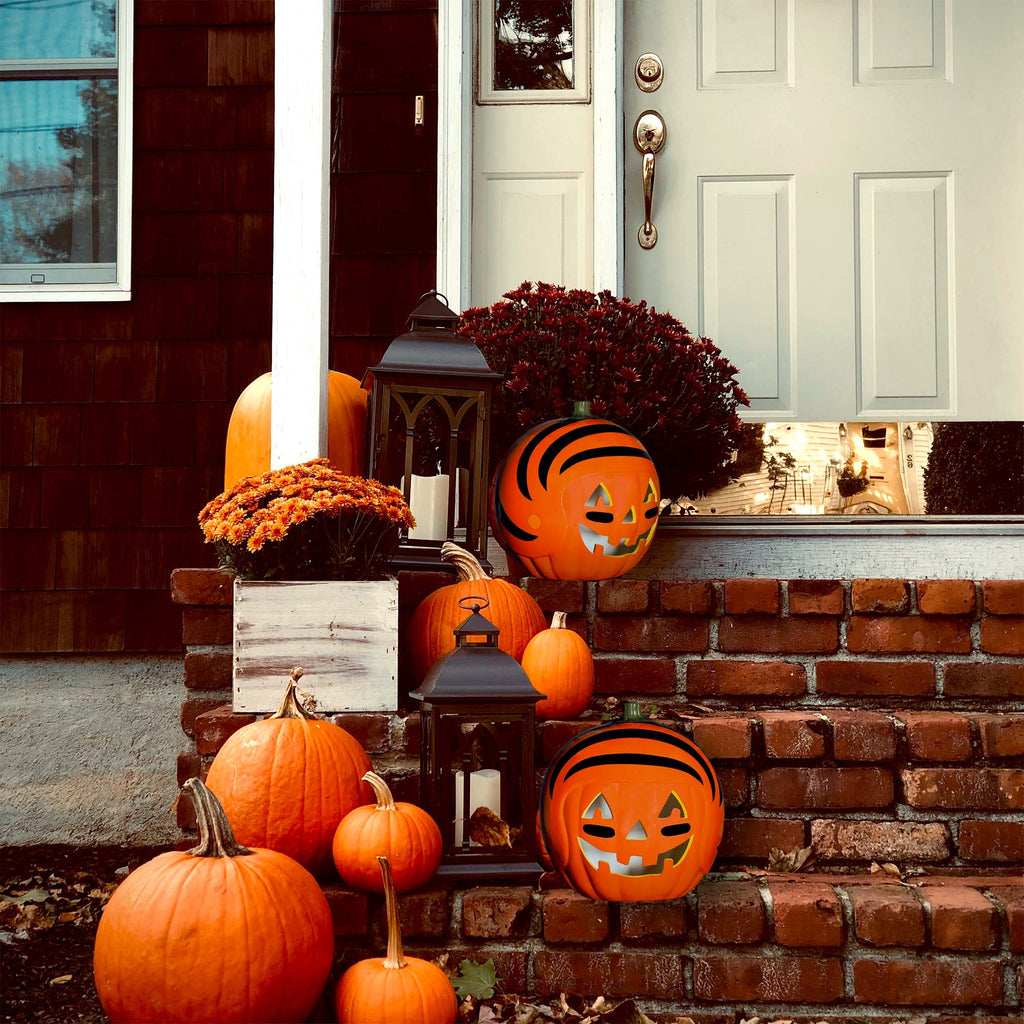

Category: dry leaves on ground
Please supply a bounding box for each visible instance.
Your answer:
[0,868,120,938]
[765,844,815,873]
[456,992,694,1024]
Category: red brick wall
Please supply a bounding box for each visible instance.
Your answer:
[0,0,438,653]
[172,568,1023,1016]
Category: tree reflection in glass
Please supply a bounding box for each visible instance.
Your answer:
[493,0,574,91]
[0,0,117,272]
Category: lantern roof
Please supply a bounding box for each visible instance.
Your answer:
[410,605,542,705]
[365,291,501,384]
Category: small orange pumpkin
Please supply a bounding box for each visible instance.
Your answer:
[94,778,334,1024]
[332,770,442,893]
[539,701,723,902]
[521,611,594,720]
[223,370,368,489]
[491,402,660,580]
[205,668,373,878]
[407,542,547,682]
[334,856,458,1024]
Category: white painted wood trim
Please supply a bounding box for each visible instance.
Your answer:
[270,0,331,467]
[592,0,622,294]
[437,0,473,311]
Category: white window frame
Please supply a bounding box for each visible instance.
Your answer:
[0,0,134,303]
[436,0,1024,579]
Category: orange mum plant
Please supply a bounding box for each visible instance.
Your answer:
[198,458,415,581]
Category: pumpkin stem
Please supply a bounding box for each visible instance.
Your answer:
[363,770,397,811]
[620,700,648,723]
[378,856,407,970]
[571,400,591,419]
[184,778,254,859]
[441,542,490,582]
[550,611,567,630]
[270,667,317,721]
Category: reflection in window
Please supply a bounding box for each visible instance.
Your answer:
[671,422,1024,516]
[0,0,116,61]
[0,79,118,269]
[493,0,574,91]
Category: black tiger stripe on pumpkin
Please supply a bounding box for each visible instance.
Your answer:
[564,752,705,787]
[546,726,719,802]
[559,445,653,478]
[493,484,537,542]
[536,422,636,490]
[515,419,569,500]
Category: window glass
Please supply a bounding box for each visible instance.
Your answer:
[0,78,117,272]
[0,0,116,61]
[671,422,1024,517]
[493,0,574,91]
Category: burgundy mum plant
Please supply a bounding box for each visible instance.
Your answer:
[459,282,749,499]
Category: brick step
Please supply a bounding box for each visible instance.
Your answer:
[319,874,1024,1016]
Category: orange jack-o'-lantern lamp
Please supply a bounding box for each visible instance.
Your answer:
[490,402,660,580]
[539,701,723,902]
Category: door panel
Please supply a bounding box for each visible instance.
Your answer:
[624,0,1024,421]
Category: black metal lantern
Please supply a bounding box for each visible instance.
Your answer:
[410,597,545,882]
[364,291,501,571]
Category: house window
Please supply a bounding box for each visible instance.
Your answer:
[479,0,590,103]
[0,0,131,300]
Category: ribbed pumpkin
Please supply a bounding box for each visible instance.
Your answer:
[94,778,334,1024]
[491,401,660,580]
[520,611,594,720]
[539,701,723,902]
[334,856,458,1024]
[407,542,547,681]
[223,370,368,489]
[205,668,373,878]
[332,771,442,893]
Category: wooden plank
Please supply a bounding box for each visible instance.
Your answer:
[233,579,398,712]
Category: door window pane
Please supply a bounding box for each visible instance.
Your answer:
[0,77,118,273]
[493,0,574,91]
[0,0,117,60]
[671,422,1024,516]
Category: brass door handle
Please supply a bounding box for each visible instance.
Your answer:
[633,110,666,249]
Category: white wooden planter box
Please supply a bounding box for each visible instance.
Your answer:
[233,578,398,713]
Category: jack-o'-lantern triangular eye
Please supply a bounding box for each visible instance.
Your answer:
[583,793,613,819]
[658,792,686,818]
[644,480,657,503]
[585,483,613,508]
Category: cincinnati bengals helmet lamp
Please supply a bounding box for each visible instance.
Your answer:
[539,701,724,902]
[490,402,661,580]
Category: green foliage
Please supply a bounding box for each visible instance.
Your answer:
[924,422,1024,514]
[453,958,498,1000]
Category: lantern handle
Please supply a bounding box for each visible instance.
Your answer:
[417,288,449,307]
[457,594,490,612]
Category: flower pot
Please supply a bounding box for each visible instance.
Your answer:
[232,578,398,713]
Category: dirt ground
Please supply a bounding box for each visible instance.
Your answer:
[1,845,164,1023]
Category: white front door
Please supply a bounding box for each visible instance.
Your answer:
[622,0,1024,422]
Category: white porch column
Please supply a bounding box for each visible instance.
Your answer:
[270,0,332,467]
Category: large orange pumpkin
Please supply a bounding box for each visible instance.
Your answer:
[334,856,457,1024]
[205,668,373,878]
[539,701,723,901]
[223,370,368,489]
[490,403,660,580]
[520,611,594,720]
[407,542,547,682]
[332,770,442,893]
[94,778,334,1023]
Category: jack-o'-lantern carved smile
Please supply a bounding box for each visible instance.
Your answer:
[577,791,691,875]
[577,480,658,557]
[540,703,724,901]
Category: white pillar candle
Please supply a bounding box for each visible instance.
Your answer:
[453,768,502,845]
[404,473,451,541]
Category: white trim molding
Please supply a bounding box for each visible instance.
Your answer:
[270,0,332,468]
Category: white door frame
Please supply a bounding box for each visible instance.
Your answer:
[436,0,623,308]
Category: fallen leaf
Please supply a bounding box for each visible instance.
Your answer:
[49,975,73,986]
[870,861,902,878]
[10,888,52,905]
[467,807,513,849]
[478,1005,501,1024]
[453,958,498,1000]
[767,845,815,872]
